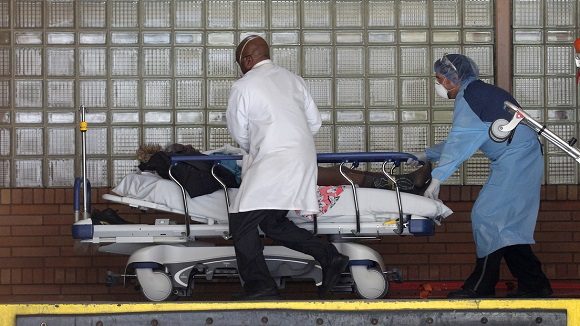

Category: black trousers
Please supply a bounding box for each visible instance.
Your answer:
[463,244,551,295]
[229,209,338,291]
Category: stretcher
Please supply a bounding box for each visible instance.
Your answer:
[71,108,453,301]
[72,152,452,302]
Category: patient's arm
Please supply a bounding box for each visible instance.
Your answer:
[317,166,370,187]
[317,163,432,195]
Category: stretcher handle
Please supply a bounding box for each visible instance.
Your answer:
[504,101,580,163]
[171,152,422,165]
[317,152,420,165]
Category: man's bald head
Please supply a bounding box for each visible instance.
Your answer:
[236,35,270,74]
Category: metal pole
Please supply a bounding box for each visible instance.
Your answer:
[79,105,89,220]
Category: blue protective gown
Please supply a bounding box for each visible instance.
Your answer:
[426,78,543,258]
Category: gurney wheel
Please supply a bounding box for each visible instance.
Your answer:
[136,268,174,302]
[489,119,511,143]
[351,266,388,299]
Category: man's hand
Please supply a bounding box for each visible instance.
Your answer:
[423,178,441,200]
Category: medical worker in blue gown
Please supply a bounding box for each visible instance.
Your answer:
[416,54,552,298]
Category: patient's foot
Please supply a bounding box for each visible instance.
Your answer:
[371,162,432,195]
[406,161,432,194]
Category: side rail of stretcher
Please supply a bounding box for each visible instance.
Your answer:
[169,152,425,239]
[72,152,439,245]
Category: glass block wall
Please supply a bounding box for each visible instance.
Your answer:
[0,0,495,187]
[513,0,579,184]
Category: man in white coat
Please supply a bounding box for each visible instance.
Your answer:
[226,35,349,300]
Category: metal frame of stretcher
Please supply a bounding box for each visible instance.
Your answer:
[168,151,426,240]
[70,106,440,301]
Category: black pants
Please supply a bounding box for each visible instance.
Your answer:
[463,244,551,295]
[229,209,338,291]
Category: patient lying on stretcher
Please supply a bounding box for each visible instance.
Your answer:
[137,143,432,196]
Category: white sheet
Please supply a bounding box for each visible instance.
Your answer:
[111,172,453,224]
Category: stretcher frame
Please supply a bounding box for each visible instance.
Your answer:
[71,106,444,301]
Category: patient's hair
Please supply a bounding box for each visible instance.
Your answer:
[136,143,162,163]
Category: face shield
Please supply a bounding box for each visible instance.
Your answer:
[433,53,480,87]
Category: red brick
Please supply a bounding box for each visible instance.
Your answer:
[43,214,74,225]
[537,211,572,221]
[33,188,44,204]
[0,285,10,295]
[0,189,10,204]
[448,186,461,201]
[12,247,60,257]
[11,189,22,204]
[65,268,76,283]
[536,232,573,242]
[54,189,66,204]
[64,188,74,204]
[61,284,110,295]
[427,232,473,243]
[0,215,43,226]
[541,253,573,263]
[545,185,557,201]
[383,254,429,265]
[12,284,61,295]
[43,236,74,247]
[54,268,65,283]
[0,236,43,247]
[0,269,10,284]
[541,201,580,211]
[540,222,580,232]
[44,268,55,284]
[398,243,446,254]
[0,248,10,257]
[568,186,578,201]
[0,205,9,215]
[11,269,22,284]
[1,258,44,268]
[11,205,61,215]
[45,257,93,268]
[0,227,9,236]
[21,189,33,204]
[33,268,43,284]
[443,221,472,233]
[44,189,55,204]
[540,242,580,252]
[429,253,474,264]
[21,269,33,284]
[439,186,449,201]
[11,225,59,236]
[470,186,481,200]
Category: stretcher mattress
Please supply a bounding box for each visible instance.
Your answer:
[110,172,453,225]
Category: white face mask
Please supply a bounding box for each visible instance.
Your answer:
[434,81,449,99]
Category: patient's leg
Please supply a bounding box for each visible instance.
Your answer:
[317,163,432,195]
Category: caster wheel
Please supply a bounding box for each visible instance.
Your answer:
[351,265,389,299]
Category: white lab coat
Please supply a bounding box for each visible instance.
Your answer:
[226,60,321,214]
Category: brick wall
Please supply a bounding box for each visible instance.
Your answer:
[0,185,579,302]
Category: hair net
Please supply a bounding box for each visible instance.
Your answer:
[433,53,480,86]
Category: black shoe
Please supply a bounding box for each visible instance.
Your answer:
[234,287,280,301]
[319,254,349,297]
[506,287,553,298]
[447,288,495,299]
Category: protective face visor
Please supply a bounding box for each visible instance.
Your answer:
[439,53,458,76]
